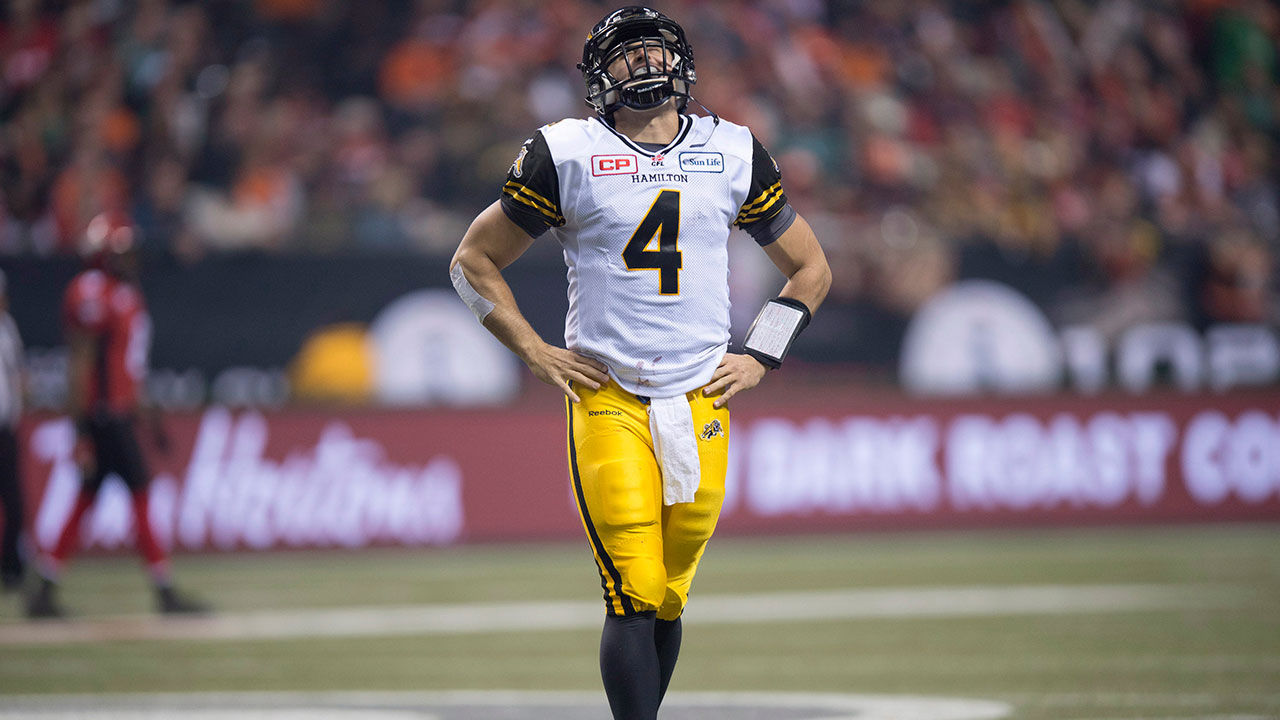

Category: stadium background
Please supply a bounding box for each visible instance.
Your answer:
[0,0,1277,718]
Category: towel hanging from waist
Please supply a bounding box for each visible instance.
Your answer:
[646,394,701,505]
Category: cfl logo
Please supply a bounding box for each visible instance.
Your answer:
[592,154,638,176]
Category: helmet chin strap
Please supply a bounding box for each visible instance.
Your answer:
[604,93,676,128]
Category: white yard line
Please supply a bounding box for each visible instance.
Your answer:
[1001,691,1280,707]
[0,690,1012,720]
[0,583,1242,646]
[1055,716,1274,720]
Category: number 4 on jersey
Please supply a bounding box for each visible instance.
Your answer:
[623,189,682,295]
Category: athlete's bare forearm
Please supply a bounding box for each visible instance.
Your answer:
[452,202,610,401]
[764,213,832,314]
[716,212,831,402]
[778,263,831,315]
[451,202,546,363]
[464,264,544,365]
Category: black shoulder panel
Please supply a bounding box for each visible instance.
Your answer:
[500,131,565,238]
[734,134,788,230]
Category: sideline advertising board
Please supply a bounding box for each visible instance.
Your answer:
[15,392,1280,552]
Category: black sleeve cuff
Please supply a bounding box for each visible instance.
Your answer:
[743,203,797,247]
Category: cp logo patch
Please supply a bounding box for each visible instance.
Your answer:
[592,154,638,176]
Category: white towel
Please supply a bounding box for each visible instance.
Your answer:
[648,394,701,505]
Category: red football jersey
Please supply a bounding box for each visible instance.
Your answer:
[62,269,151,414]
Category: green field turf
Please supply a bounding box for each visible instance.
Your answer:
[0,523,1277,719]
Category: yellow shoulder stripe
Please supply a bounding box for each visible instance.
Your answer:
[740,182,782,212]
[736,183,784,223]
[504,181,558,213]
[503,182,565,224]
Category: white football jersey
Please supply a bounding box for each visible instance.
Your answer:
[501,113,787,398]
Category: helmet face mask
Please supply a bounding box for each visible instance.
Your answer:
[579,6,696,117]
[605,37,682,107]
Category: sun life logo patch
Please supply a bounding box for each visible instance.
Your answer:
[679,151,723,173]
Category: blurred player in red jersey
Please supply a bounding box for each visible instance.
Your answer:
[27,212,207,618]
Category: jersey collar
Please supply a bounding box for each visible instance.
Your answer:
[596,114,693,157]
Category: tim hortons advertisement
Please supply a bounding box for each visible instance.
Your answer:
[15,392,1280,553]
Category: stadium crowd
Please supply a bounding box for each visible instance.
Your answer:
[0,0,1277,333]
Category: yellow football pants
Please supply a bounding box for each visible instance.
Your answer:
[567,379,728,620]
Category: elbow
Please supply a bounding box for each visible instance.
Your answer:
[451,245,485,276]
[810,258,832,309]
[450,246,470,272]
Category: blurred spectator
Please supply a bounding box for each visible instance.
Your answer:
[0,0,58,94]
[50,138,129,253]
[188,92,304,250]
[379,17,455,116]
[1200,226,1278,325]
[132,154,200,261]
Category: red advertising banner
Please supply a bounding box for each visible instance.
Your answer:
[14,391,1280,553]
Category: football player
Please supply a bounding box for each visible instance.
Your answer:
[27,212,206,618]
[450,7,830,718]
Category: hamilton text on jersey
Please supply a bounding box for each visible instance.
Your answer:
[630,172,689,184]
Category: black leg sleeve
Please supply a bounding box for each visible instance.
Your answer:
[599,611,660,720]
[654,617,683,704]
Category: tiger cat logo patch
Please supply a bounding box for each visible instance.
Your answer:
[510,144,529,178]
[700,419,724,440]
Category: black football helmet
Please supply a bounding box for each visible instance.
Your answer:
[578,6,696,116]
